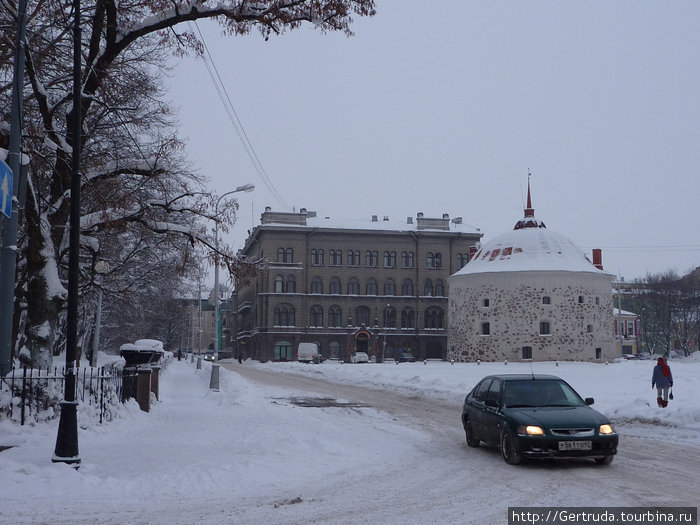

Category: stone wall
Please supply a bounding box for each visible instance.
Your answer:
[447,271,616,362]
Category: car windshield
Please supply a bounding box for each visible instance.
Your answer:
[503,380,585,408]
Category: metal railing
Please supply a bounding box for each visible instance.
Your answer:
[1,363,137,425]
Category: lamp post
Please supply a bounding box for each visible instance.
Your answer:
[213,184,254,361]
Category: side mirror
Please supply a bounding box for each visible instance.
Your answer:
[585,397,594,405]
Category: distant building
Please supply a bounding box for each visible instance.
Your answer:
[236,208,482,362]
[447,183,616,362]
[613,308,641,356]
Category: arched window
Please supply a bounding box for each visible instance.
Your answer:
[274,275,284,293]
[286,248,293,263]
[384,306,396,328]
[424,307,444,329]
[384,278,396,296]
[424,279,433,296]
[435,279,445,297]
[366,250,378,267]
[347,277,359,295]
[402,251,414,268]
[457,253,466,269]
[355,306,370,326]
[286,275,296,293]
[366,278,378,296]
[274,304,295,327]
[401,308,415,329]
[329,306,342,327]
[426,252,434,268]
[277,248,285,262]
[383,251,396,268]
[329,277,341,295]
[311,249,324,266]
[434,252,442,269]
[310,305,323,327]
[310,276,323,294]
[402,279,414,296]
[347,250,360,266]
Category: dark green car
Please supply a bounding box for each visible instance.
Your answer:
[462,374,618,465]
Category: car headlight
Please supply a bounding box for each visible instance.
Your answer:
[599,424,615,435]
[517,425,544,436]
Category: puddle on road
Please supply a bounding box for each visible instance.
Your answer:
[274,396,368,408]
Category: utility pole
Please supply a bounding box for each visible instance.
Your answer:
[53,0,82,465]
[0,0,28,377]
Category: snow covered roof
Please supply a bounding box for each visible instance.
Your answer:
[258,208,481,235]
[453,181,610,276]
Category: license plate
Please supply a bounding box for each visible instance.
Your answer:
[558,440,592,451]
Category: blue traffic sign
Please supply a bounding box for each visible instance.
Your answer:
[1,158,12,218]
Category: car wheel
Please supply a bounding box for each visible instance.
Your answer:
[465,419,480,448]
[500,431,522,465]
[595,455,613,465]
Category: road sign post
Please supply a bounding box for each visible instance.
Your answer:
[0,159,12,219]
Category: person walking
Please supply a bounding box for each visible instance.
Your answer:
[652,356,673,408]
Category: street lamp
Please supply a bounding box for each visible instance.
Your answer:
[213,184,254,361]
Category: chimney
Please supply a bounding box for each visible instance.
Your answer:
[265,206,272,212]
[442,213,449,219]
[469,246,478,260]
[417,212,424,218]
[592,249,603,270]
[383,216,389,221]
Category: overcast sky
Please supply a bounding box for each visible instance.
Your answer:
[166,1,700,284]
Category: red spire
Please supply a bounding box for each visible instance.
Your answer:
[524,174,535,218]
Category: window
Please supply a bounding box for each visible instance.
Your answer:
[627,321,635,336]
[355,306,370,326]
[286,248,293,263]
[274,304,295,326]
[540,321,551,335]
[587,324,594,333]
[457,253,469,269]
[595,348,602,360]
[329,306,342,327]
[384,278,396,296]
[274,275,284,293]
[329,341,340,359]
[481,322,490,335]
[329,249,342,266]
[347,277,359,295]
[277,248,285,262]
[347,250,360,266]
[401,251,414,268]
[401,308,414,328]
[435,279,445,297]
[366,278,378,296]
[425,307,444,329]
[383,251,396,268]
[366,250,378,267]
[578,295,584,304]
[486,379,501,405]
[474,379,492,402]
[329,277,341,295]
[426,252,434,268]
[310,305,323,327]
[402,279,414,296]
[522,346,533,360]
[286,275,296,293]
[595,297,600,305]
[434,252,442,269]
[542,296,551,305]
[482,298,490,308]
[310,276,323,294]
[424,279,433,296]
[311,249,324,266]
[384,306,396,328]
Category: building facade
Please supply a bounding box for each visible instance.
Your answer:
[448,186,617,363]
[613,308,641,356]
[236,208,482,362]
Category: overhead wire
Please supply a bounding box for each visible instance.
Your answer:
[191,21,289,210]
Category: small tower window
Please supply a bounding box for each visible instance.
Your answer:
[540,321,551,335]
[481,322,490,336]
[542,296,551,305]
[578,295,584,304]
[522,346,533,360]
[482,298,490,308]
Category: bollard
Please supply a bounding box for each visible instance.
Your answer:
[196,357,202,370]
[209,364,220,392]
[477,359,481,365]
[190,353,194,364]
[150,365,161,401]
[504,359,508,365]
[450,359,454,365]
[136,367,152,412]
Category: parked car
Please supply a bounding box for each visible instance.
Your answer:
[297,342,321,364]
[351,352,369,363]
[462,374,618,465]
[395,352,416,363]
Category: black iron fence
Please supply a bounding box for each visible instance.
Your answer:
[0,363,137,425]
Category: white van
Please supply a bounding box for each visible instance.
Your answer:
[297,343,321,364]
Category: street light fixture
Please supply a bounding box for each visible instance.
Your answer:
[213,184,254,361]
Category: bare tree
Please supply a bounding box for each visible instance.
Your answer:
[1,0,375,366]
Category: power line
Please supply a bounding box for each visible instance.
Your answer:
[191,21,289,210]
